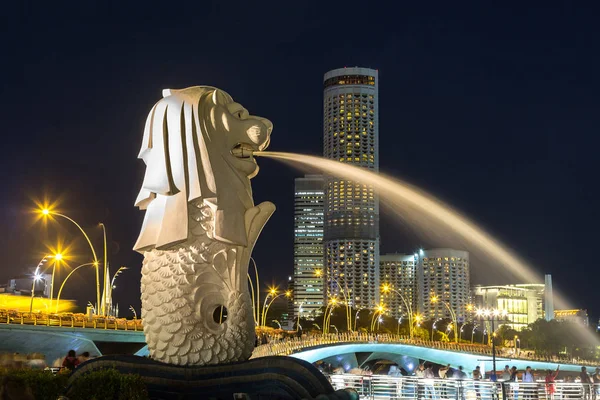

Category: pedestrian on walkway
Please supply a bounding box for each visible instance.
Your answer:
[61,350,79,370]
[581,366,593,400]
[545,365,559,400]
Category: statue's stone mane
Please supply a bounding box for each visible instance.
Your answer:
[134,86,252,251]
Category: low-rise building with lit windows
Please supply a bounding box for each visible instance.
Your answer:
[472,284,545,330]
[554,309,589,326]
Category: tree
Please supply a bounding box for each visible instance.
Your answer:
[496,324,518,347]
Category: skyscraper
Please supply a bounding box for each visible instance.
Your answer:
[323,67,379,310]
[417,248,471,321]
[293,175,325,320]
[380,254,417,319]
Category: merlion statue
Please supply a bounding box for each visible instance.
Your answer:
[133,86,274,366]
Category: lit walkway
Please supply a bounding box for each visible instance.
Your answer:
[251,334,594,373]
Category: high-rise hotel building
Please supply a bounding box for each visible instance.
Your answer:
[323,67,380,309]
[293,175,325,320]
[380,254,418,319]
[417,248,471,321]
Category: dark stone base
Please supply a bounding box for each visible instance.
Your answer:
[66,355,357,400]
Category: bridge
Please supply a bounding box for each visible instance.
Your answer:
[251,334,593,374]
[0,311,595,375]
[0,310,146,362]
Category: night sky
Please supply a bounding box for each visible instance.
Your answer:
[1,3,598,319]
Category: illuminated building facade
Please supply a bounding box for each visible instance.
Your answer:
[472,283,546,330]
[293,175,325,320]
[380,254,417,319]
[554,309,589,326]
[323,67,379,309]
[417,248,470,321]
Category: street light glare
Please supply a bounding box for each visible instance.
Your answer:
[54,253,63,261]
[41,209,50,215]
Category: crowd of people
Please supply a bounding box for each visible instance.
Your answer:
[0,349,94,372]
[325,361,600,399]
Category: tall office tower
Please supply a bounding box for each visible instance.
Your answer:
[323,67,379,310]
[380,254,417,319]
[417,248,471,321]
[293,175,325,321]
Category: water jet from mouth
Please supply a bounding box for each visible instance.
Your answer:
[255,151,580,318]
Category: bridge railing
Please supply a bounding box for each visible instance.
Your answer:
[251,333,600,367]
[328,374,599,400]
[0,310,143,331]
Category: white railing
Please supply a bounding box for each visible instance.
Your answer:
[327,375,600,400]
[251,333,599,367]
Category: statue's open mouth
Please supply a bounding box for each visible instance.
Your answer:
[231,143,255,159]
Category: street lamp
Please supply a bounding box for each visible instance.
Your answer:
[471,324,478,343]
[431,295,458,342]
[49,253,64,311]
[431,318,443,341]
[323,298,338,334]
[382,283,415,338]
[370,304,386,332]
[261,289,291,327]
[319,269,352,331]
[40,207,101,312]
[296,301,305,333]
[458,322,467,341]
[29,256,51,313]
[353,308,363,331]
[476,308,508,379]
[55,262,97,312]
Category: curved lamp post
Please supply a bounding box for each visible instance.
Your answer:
[476,308,508,380]
[29,255,51,313]
[49,253,64,311]
[55,262,97,312]
[431,295,458,342]
[322,298,338,335]
[382,284,414,338]
[370,304,386,332]
[471,323,479,343]
[261,289,291,327]
[431,318,443,341]
[41,208,101,312]
[317,269,352,331]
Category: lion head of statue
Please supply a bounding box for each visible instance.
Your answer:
[133,86,272,252]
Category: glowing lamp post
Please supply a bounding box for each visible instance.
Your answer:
[476,307,508,379]
[29,255,50,313]
[261,288,291,327]
[40,208,101,313]
[319,269,352,331]
[431,295,458,342]
[49,253,64,311]
[382,283,414,338]
[370,304,386,332]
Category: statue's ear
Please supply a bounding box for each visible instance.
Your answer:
[211,89,228,105]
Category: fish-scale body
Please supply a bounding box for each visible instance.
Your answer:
[141,204,255,366]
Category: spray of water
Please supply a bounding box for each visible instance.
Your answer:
[256,151,572,309]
